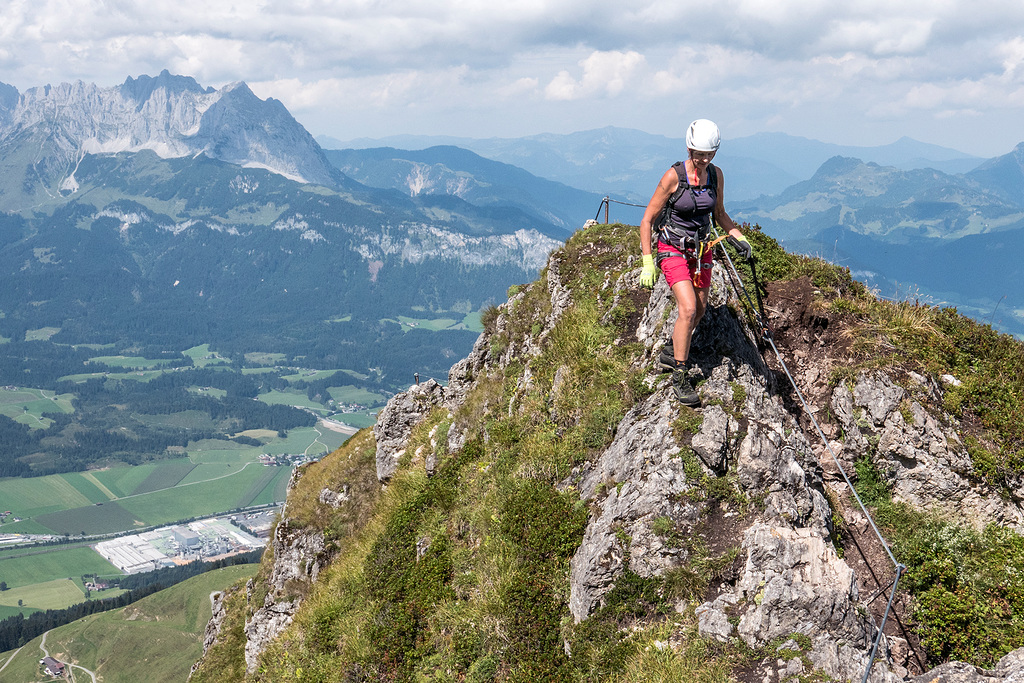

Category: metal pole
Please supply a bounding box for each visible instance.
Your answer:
[604,197,610,224]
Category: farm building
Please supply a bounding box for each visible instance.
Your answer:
[40,656,65,676]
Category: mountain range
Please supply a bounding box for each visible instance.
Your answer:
[322,145,604,231]
[3,69,1023,360]
[729,150,1024,335]
[322,127,1023,337]
[322,127,984,203]
[0,73,568,394]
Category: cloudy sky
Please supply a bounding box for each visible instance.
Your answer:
[3,0,1024,157]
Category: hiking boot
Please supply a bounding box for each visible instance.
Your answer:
[672,368,700,407]
[658,340,675,372]
[659,349,676,372]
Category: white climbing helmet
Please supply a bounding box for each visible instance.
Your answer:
[686,119,721,152]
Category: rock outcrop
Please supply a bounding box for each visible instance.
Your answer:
[240,470,335,673]
[197,227,1024,683]
[830,371,1024,531]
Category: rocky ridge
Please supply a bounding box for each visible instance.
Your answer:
[0,70,343,192]
[193,225,1024,681]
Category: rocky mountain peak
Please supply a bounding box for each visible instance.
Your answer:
[120,69,213,103]
[0,72,342,196]
[189,224,1024,682]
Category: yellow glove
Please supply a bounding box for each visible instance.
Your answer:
[640,254,656,288]
[727,234,753,260]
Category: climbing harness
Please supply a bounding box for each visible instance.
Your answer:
[710,224,907,683]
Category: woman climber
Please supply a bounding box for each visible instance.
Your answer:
[638,119,752,406]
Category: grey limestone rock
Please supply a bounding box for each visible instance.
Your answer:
[243,518,331,673]
[568,389,695,621]
[374,378,446,482]
[910,648,1024,683]
[832,372,1024,531]
[318,485,350,508]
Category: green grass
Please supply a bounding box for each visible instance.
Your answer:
[0,564,258,683]
[116,463,273,525]
[257,426,327,454]
[131,459,197,495]
[0,546,121,590]
[60,472,112,504]
[24,326,60,341]
[0,604,39,619]
[89,464,159,499]
[328,385,386,406]
[35,501,143,535]
[0,518,53,534]
[0,421,329,536]
[282,368,342,383]
[235,467,286,508]
[0,475,96,518]
[86,355,175,369]
[0,578,85,610]
[177,463,243,485]
[0,386,75,429]
[186,439,259,464]
[187,385,228,398]
[183,343,230,367]
[329,410,379,429]
[250,467,293,506]
[257,388,331,414]
[462,310,484,332]
[243,351,286,365]
[379,315,466,332]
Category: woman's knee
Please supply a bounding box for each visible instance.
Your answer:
[676,301,698,324]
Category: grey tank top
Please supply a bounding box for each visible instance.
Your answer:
[660,161,717,247]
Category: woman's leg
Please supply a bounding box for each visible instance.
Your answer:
[671,280,710,364]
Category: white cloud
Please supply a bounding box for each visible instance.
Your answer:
[544,50,645,101]
[2,0,1024,155]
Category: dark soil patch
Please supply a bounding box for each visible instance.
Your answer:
[760,277,854,428]
[614,287,654,344]
[700,499,748,601]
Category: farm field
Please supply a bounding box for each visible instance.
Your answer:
[329,409,379,429]
[257,388,332,413]
[0,578,88,611]
[0,546,120,592]
[85,355,175,369]
[182,343,230,367]
[0,386,74,429]
[0,563,258,683]
[0,417,351,536]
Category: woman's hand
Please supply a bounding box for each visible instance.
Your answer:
[727,234,753,260]
[640,254,657,288]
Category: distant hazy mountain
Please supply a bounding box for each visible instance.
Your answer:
[967,142,1024,207]
[320,127,984,205]
[732,156,1024,243]
[323,146,604,230]
[731,153,1024,337]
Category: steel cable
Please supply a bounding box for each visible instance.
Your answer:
[708,224,907,683]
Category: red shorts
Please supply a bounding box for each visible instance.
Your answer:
[656,240,713,289]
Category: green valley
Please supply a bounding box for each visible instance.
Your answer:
[0,563,257,682]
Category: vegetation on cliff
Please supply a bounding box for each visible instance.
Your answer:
[193,223,1024,681]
